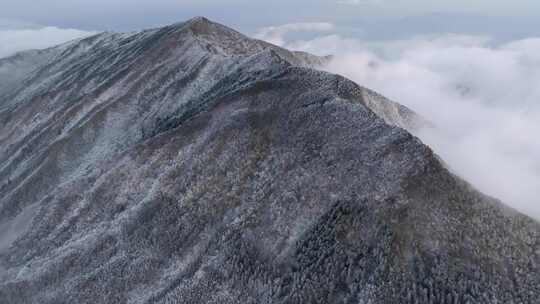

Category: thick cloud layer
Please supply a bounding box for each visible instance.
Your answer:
[265,26,540,218]
[0,24,94,59]
[254,22,335,46]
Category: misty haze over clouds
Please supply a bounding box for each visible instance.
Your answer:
[257,24,540,217]
[1,1,539,218]
[0,18,94,58]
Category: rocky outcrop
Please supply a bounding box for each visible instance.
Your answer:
[0,17,538,304]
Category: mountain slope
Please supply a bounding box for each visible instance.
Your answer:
[0,17,538,304]
[0,48,58,97]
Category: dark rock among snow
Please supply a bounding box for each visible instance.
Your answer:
[0,17,538,304]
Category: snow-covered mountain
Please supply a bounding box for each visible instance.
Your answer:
[0,17,538,304]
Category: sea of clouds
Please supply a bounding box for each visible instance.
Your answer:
[0,19,94,59]
[257,23,540,218]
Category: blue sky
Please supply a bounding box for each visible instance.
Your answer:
[1,0,540,35]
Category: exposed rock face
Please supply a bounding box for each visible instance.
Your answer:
[0,17,539,304]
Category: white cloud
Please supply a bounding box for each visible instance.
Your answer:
[0,26,95,59]
[275,30,540,218]
[254,22,335,46]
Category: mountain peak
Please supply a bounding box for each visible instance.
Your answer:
[179,16,230,37]
[186,16,211,25]
[164,17,330,64]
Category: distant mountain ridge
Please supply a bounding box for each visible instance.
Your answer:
[0,17,538,304]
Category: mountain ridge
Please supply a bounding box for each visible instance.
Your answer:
[0,17,538,304]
